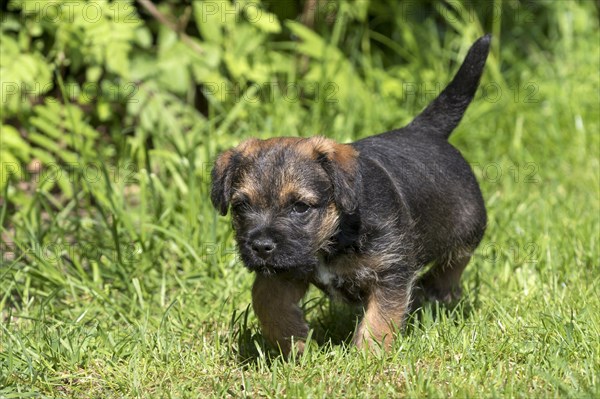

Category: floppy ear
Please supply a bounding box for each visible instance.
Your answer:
[210,149,236,215]
[308,137,361,214]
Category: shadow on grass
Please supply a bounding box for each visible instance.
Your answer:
[229,291,478,366]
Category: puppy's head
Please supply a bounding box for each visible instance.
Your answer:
[211,136,360,275]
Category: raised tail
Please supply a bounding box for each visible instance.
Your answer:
[407,34,491,139]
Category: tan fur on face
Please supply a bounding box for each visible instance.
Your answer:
[231,176,262,207]
[279,181,319,207]
[314,202,340,250]
[234,136,358,167]
[236,137,304,157]
[304,137,359,174]
[226,136,357,209]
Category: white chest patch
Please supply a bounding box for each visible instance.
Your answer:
[315,262,338,287]
[314,257,366,303]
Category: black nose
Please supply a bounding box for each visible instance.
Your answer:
[251,238,276,259]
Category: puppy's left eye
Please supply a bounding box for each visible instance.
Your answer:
[292,202,311,214]
[232,198,250,213]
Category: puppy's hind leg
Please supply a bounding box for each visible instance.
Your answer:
[417,252,473,305]
[252,274,309,356]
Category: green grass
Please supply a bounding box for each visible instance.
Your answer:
[1,1,599,397]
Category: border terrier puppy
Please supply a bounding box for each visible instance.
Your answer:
[211,35,491,355]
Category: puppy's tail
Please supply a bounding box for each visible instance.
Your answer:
[407,34,491,140]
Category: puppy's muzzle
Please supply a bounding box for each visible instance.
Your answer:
[251,237,277,259]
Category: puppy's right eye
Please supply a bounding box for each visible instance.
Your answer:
[292,201,310,214]
[232,198,250,212]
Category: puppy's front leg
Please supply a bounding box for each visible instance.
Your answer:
[252,274,309,356]
[354,282,413,350]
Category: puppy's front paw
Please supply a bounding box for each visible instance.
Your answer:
[353,331,388,353]
[353,289,408,351]
[252,274,310,357]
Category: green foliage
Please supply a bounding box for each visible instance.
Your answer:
[0,33,53,118]
[0,124,29,190]
[1,0,599,397]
